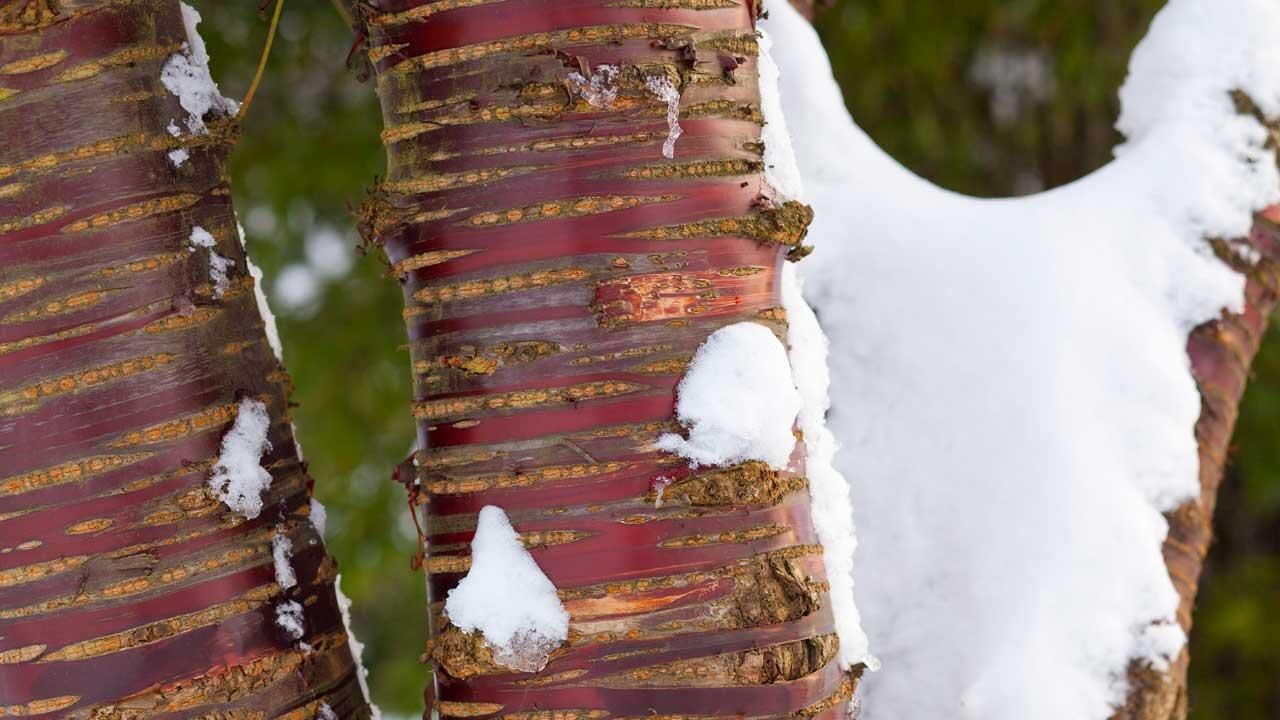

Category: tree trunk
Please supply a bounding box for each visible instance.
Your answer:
[0,1,370,716]
[359,1,858,719]
[1116,206,1280,720]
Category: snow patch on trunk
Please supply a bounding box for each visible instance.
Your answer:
[445,505,568,672]
[309,498,328,538]
[645,76,684,159]
[187,226,231,299]
[207,398,273,519]
[567,65,620,108]
[762,0,1280,717]
[161,3,239,135]
[757,29,805,201]
[655,322,801,470]
[275,600,305,640]
[781,264,873,671]
[236,219,285,363]
[272,530,296,590]
[336,574,379,715]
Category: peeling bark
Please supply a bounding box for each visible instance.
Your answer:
[0,2,369,716]
[360,0,857,718]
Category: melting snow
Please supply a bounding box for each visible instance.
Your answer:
[445,506,568,672]
[207,398,273,519]
[762,0,1280,717]
[645,75,683,159]
[567,64,620,108]
[655,322,801,470]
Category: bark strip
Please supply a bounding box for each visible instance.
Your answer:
[0,1,369,716]
[360,0,858,718]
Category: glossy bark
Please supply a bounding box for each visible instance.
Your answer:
[0,1,369,716]
[361,1,858,719]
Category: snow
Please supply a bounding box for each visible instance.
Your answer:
[645,75,683,159]
[317,703,338,720]
[187,226,231,299]
[335,574,378,712]
[655,323,801,470]
[567,64,619,108]
[272,531,296,590]
[188,226,215,250]
[761,0,1280,717]
[245,254,284,362]
[756,29,805,201]
[160,3,239,135]
[276,600,305,640]
[207,398,274,519]
[168,148,189,168]
[206,253,232,300]
[309,498,328,537]
[781,265,872,671]
[445,506,568,672]
[231,218,284,363]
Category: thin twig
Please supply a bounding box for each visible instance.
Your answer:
[237,0,286,122]
[330,0,354,27]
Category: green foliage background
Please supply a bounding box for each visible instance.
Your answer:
[192,1,1279,715]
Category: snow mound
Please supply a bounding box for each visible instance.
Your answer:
[445,506,568,672]
[762,0,1280,717]
[656,322,801,470]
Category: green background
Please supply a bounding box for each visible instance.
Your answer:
[193,1,1280,715]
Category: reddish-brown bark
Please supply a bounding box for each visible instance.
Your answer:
[1114,208,1280,719]
[0,1,369,716]
[360,1,858,719]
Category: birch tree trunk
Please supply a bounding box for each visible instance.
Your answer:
[0,1,370,716]
[359,1,859,718]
